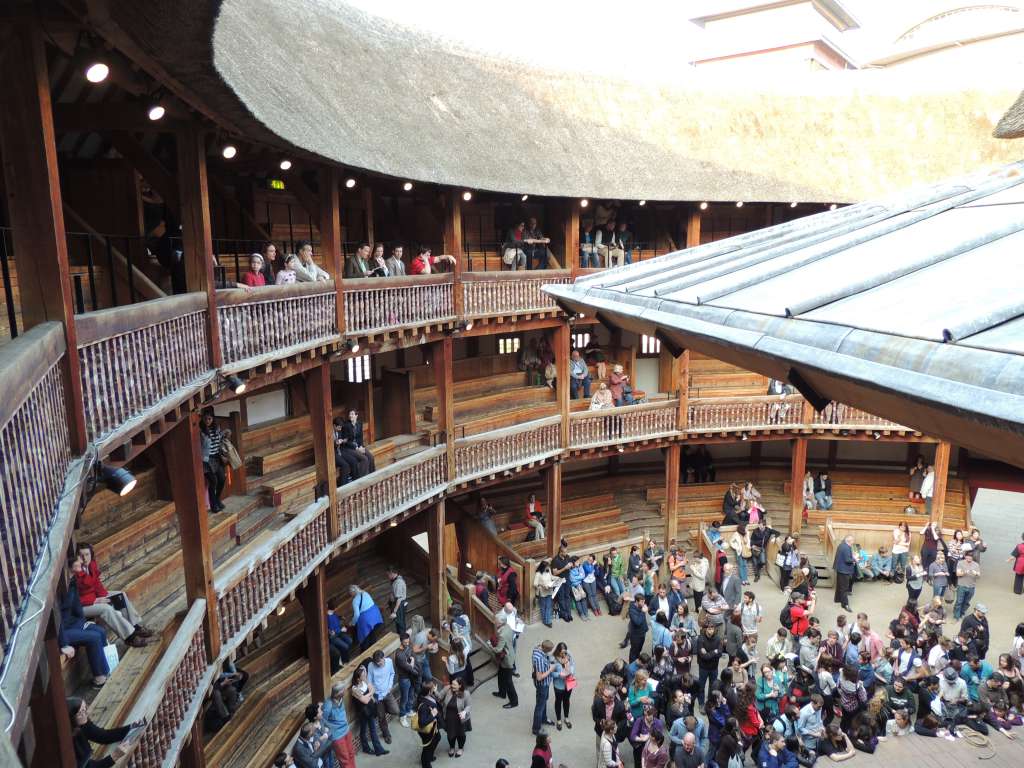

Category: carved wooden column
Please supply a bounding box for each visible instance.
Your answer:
[0,17,87,453]
[26,616,76,768]
[178,721,206,768]
[664,444,681,548]
[685,208,702,248]
[565,200,580,276]
[432,337,456,480]
[546,462,563,558]
[555,323,570,447]
[162,413,221,659]
[305,362,340,539]
[318,166,345,334]
[931,440,951,526]
[427,501,447,627]
[176,123,222,367]
[299,567,330,702]
[790,438,808,534]
[444,190,465,318]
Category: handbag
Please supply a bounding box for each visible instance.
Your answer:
[502,248,521,266]
[775,552,786,567]
[742,544,752,559]
[221,439,243,470]
[565,674,577,691]
[103,643,120,673]
[109,592,127,612]
[571,585,586,601]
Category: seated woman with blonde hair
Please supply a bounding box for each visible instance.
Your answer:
[590,382,614,410]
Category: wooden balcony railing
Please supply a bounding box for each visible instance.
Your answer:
[462,271,570,318]
[120,601,213,768]
[811,403,908,430]
[336,445,448,537]
[76,294,210,444]
[0,324,72,653]
[687,394,804,432]
[214,501,333,649]
[569,400,679,448]
[454,416,562,483]
[217,283,339,367]
[343,274,455,335]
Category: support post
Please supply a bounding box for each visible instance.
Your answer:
[444,190,464,317]
[827,441,838,470]
[432,337,455,479]
[178,720,206,768]
[427,501,447,627]
[0,17,87,453]
[664,444,680,547]
[176,123,222,367]
[685,208,702,248]
[362,186,375,245]
[299,567,330,702]
[555,323,570,447]
[163,413,221,660]
[546,462,563,558]
[318,166,345,334]
[27,616,76,768]
[931,440,951,526]
[790,438,808,534]
[677,350,690,432]
[565,200,580,277]
[305,362,340,539]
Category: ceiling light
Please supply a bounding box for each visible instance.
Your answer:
[222,145,237,160]
[699,202,708,210]
[790,202,798,208]
[225,373,246,394]
[85,62,109,83]
[462,191,472,201]
[639,200,646,206]
[521,194,529,201]
[580,199,589,208]
[873,431,882,440]
[403,182,413,191]
[345,178,357,189]
[461,320,474,332]
[829,204,838,210]
[345,339,360,354]
[100,465,137,497]
[147,105,165,121]
[741,432,749,441]
[735,201,744,208]
[276,605,286,616]
[279,159,292,171]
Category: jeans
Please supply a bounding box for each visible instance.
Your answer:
[933,583,947,600]
[533,682,551,733]
[736,557,748,582]
[953,585,975,619]
[893,552,908,574]
[539,595,553,626]
[583,581,600,612]
[556,585,572,620]
[62,624,110,677]
[359,711,384,754]
[814,492,832,510]
[610,576,624,597]
[580,248,599,268]
[420,656,433,682]
[399,677,415,715]
[570,376,592,399]
[575,594,589,618]
[697,666,717,706]
[203,458,226,510]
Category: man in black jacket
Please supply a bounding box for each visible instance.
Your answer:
[339,409,376,475]
[591,684,629,746]
[960,604,991,659]
[627,595,649,663]
[833,534,856,612]
[749,520,779,582]
[292,722,333,768]
[694,623,724,707]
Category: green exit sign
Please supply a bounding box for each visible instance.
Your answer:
[269,178,286,190]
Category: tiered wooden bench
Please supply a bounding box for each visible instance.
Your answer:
[688,353,769,399]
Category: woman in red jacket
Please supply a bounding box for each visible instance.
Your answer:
[736,682,765,760]
[75,544,153,647]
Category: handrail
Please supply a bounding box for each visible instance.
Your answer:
[454,415,561,484]
[215,281,337,307]
[342,274,456,334]
[460,269,571,282]
[569,399,680,448]
[341,273,453,290]
[686,394,801,407]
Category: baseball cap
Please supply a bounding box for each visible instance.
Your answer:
[975,604,988,614]
[943,667,959,681]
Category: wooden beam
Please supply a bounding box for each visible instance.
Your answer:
[565,200,581,278]
[176,124,222,367]
[790,438,807,534]
[931,440,951,526]
[686,208,702,248]
[0,16,87,453]
[304,363,340,539]
[444,190,464,318]
[178,720,206,768]
[432,337,455,479]
[27,617,76,768]
[664,444,680,547]
[546,462,563,559]
[362,185,375,245]
[299,567,330,702]
[53,103,187,133]
[207,173,271,242]
[827,440,838,470]
[555,323,570,447]
[427,501,447,627]
[108,130,181,219]
[162,413,221,660]
[317,166,344,334]
[289,172,321,227]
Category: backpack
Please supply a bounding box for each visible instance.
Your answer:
[409,710,434,734]
[780,605,794,630]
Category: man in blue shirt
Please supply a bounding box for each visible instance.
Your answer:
[367,649,399,744]
[322,681,356,766]
[569,350,591,399]
[531,639,555,735]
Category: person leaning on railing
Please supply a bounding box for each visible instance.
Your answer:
[410,245,456,274]
[523,216,551,270]
[502,221,529,270]
[238,253,268,289]
[367,243,391,277]
[294,241,331,282]
[580,221,600,268]
[275,254,301,285]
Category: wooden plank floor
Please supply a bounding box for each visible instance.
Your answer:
[878,728,1024,768]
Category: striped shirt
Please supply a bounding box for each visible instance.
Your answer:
[532,648,551,686]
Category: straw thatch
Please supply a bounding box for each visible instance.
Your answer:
[994,90,1024,139]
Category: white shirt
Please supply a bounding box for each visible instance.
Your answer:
[920,471,935,499]
[892,528,910,555]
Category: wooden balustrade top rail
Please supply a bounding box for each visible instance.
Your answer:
[454,414,561,447]
[460,269,571,282]
[567,399,679,421]
[0,322,65,428]
[687,394,802,407]
[215,281,338,307]
[341,273,454,291]
[336,444,448,500]
[75,293,207,347]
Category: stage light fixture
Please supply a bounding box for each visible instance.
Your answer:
[403,182,413,191]
[147,104,166,121]
[462,191,472,201]
[699,202,708,210]
[873,431,882,440]
[279,159,292,171]
[345,339,360,354]
[100,464,137,497]
[790,202,798,208]
[345,178,357,188]
[580,199,589,208]
[276,605,286,616]
[225,374,246,394]
[735,201,744,208]
[521,194,529,201]
[462,320,474,332]
[222,144,237,159]
[85,62,109,83]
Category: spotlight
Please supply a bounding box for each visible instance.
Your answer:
[345,178,357,189]
[85,62,109,83]
[521,194,529,201]
[100,464,137,497]
[462,191,472,201]
[222,145,237,160]
[735,201,744,208]
[741,432,749,441]
[580,199,589,208]
[390,519,399,527]
[418,333,427,345]
[829,204,838,210]
[790,202,798,208]
[403,182,413,191]
[873,431,882,440]
[225,374,246,394]
[147,104,166,121]
[345,339,360,354]
[699,202,708,210]
[276,605,286,616]
[461,320,474,332]
[279,159,292,170]
[639,200,646,206]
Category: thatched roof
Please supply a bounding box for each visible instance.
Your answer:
[994,90,1024,139]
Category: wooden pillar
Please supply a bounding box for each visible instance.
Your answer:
[0,17,87,453]
[789,438,807,533]
[27,616,76,768]
[305,363,340,539]
[318,166,345,334]
[685,208,702,248]
[163,413,221,659]
[427,501,447,627]
[176,123,222,367]
[750,441,762,470]
[677,350,690,432]
[546,462,563,558]
[931,440,951,526]
[444,190,464,317]
[827,441,838,470]
[664,444,680,547]
[432,337,455,479]
[178,721,206,768]
[565,201,580,276]
[380,369,416,437]
[299,567,330,702]
[555,323,570,447]
[362,186,375,245]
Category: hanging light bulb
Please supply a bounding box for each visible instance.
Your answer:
[147,104,166,121]
[829,204,837,210]
[521,194,529,201]
[735,201,744,208]
[638,200,646,206]
[580,199,589,208]
[403,182,413,191]
[85,62,109,83]
[699,202,708,210]
[345,178,357,189]
[790,202,798,208]
[279,159,292,171]
[462,191,473,201]
[221,145,237,160]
